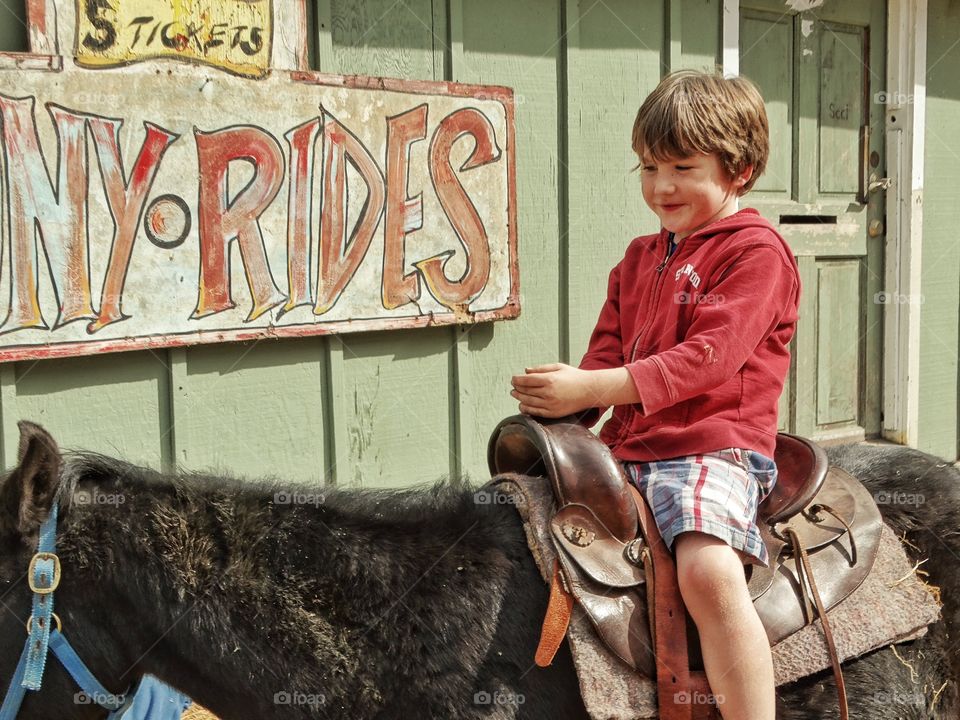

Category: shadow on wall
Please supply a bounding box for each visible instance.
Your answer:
[0,1,27,53]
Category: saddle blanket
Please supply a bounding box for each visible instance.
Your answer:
[493,474,942,720]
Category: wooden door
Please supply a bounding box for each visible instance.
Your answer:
[740,0,886,443]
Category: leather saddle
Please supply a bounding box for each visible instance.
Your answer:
[487,414,884,720]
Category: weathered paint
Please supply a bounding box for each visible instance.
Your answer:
[0,1,519,365]
[741,0,885,445]
[74,0,273,78]
[4,0,943,487]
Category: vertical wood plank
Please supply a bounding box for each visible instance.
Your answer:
[168,340,328,485]
[9,353,169,468]
[796,13,818,204]
[327,0,438,79]
[740,12,793,197]
[315,0,335,71]
[861,0,885,438]
[321,0,454,487]
[816,261,860,426]
[778,312,795,433]
[558,0,573,363]
[162,348,185,472]
[454,0,563,481]
[793,255,817,436]
[818,25,863,194]
[565,0,664,368]
[0,364,18,467]
[325,336,349,486]
[334,330,453,487]
[666,0,683,71]
[680,0,721,70]
[432,0,449,81]
[449,0,468,481]
[918,0,960,459]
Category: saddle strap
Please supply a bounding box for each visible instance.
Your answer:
[786,528,849,720]
[534,561,574,667]
[628,485,716,720]
[809,503,858,565]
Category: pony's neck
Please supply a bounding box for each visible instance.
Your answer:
[60,469,517,718]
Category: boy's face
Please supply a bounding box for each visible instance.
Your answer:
[639,151,751,241]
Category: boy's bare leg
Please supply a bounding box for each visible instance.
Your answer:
[673,532,775,720]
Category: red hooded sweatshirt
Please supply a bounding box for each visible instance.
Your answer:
[578,208,800,461]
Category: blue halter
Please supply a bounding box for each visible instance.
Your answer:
[1,501,192,720]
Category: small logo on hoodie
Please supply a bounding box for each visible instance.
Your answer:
[674,263,701,289]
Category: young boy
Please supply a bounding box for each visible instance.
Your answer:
[510,70,800,720]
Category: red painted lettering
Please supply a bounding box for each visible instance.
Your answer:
[315,112,386,315]
[194,126,286,320]
[282,117,321,313]
[417,108,500,308]
[87,119,178,332]
[0,96,94,330]
[382,104,427,310]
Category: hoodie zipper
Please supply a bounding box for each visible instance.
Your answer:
[614,236,682,445]
[629,236,680,363]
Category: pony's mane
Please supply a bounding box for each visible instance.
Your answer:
[58,450,488,525]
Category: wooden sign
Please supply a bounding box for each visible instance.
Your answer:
[75,0,273,78]
[0,0,519,362]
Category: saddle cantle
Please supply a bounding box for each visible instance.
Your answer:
[487,414,885,720]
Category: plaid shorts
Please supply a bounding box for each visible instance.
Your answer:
[623,448,778,566]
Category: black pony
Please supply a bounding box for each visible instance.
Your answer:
[0,422,957,719]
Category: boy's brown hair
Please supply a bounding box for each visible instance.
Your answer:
[632,70,769,195]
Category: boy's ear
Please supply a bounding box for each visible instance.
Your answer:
[0,421,61,539]
[735,163,755,189]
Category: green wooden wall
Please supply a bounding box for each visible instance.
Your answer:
[0,1,725,485]
[10,0,959,477]
[919,0,960,461]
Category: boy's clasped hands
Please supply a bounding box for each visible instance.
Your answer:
[510,363,592,418]
[510,364,640,418]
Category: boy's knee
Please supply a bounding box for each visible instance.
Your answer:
[674,533,748,617]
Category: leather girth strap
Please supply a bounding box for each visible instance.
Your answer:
[532,483,716,719]
[529,485,848,720]
[627,484,716,720]
[785,527,849,720]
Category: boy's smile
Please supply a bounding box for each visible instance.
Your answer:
[640,152,752,241]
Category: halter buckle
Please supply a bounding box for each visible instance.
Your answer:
[26,612,62,634]
[28,552,61,594]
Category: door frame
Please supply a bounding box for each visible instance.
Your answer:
[721,0,926,447]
